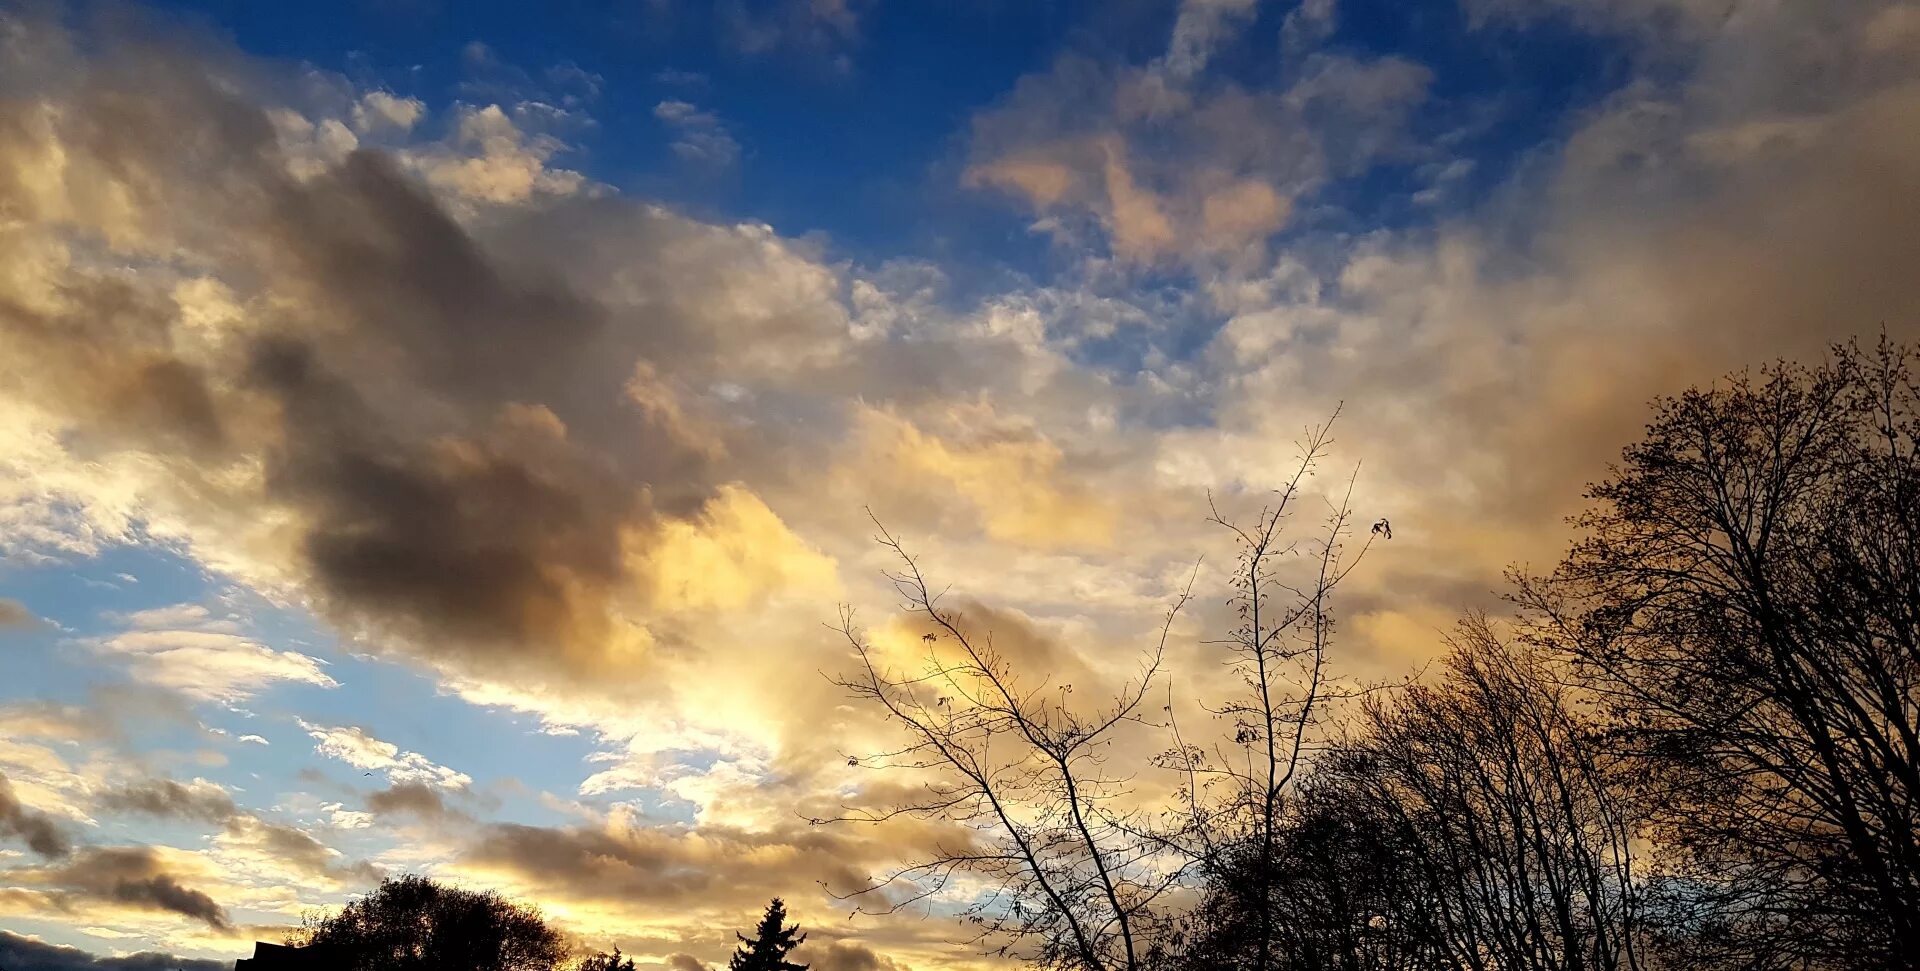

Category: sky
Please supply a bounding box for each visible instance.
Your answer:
[2,0,1918,968]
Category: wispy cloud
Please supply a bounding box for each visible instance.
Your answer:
[654,99,742,166]
[88,618,336,705]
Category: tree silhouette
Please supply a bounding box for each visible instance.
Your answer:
[729,899,808,971]
[293,874,566,971]
[831,339,1918,971]
[1520,337,1920,969]
[834,413,1380,971]
[578,949,636,971]
[1338,619,1644,971]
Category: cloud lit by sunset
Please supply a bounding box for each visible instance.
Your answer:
[2,1,1916,970]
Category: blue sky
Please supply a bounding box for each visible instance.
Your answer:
[3,0,1917,968]
[136,0,1625,268]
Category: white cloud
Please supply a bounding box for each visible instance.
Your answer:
[295,721,472,790]
[413,103,585,203]
[90,628,337,704]
[352,91,426,133]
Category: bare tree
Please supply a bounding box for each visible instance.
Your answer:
[1175,619,1644,971]
[1167,415,1380,971]
[828,516,1194,971]
[1331,618,1646,971]
[832,414,1380,971]
[1518,338,1920,970]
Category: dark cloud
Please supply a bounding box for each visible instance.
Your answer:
[0,931,227,971]
[795,940,909,971]
[94,777,379,884]
[31,847,231,929]
[247,322,648,674]
[0,597,40,628]
[366,781,453,819]
[665,954,711,971]
[0,13,796,693]
[109,874,228,929]
[0,771,71,859]
[97,779,237,824]
[463,819,869,910]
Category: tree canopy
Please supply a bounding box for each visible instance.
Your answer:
[295,874,567,971]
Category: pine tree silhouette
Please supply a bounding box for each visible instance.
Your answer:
[727,898,807,971]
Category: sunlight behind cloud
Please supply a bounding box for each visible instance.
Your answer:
[3,0,1918,967]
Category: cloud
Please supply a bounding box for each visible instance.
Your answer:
[0,702,110,743]
[365,781,455,819]
[0,16,845,706]
[96,779,237,824]
[797,940,910,971]
[352,91,426,133]
[654,100,742,167]
[413,103,585,202]
[0,597,40,629]
[0,771,71,859]
[89,628,336,704]
[848,406,1117,550]
[5,847,231,930]
[6,2,1920,966]
[0,931,227,971]
[723,0,871,67]
[627,484,840,613]
[297,721,472,790]
[455,808,878,921]
[442,798,986,965]
[966,53,1430,263]
[84,776,373,891]
[1161,0,1260,80]
[212,815,379,888]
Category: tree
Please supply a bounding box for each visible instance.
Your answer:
[1175,777,1446,971]
[1335,619,1645,971]
[834,413,1380,971]
[832,516,1189,971]
[1519,338,1920,969]
[730,898,808,971]
[294,874,567,971]
[1174,619,1645,971]
[579,950,636,971]
[1169,415,1377,971]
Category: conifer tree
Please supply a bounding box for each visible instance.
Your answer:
[728,898,807,971]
